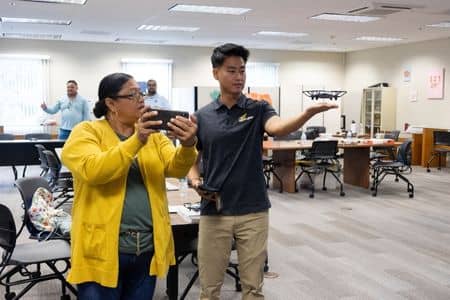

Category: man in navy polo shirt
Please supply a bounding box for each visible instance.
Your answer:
[188,43,337,299]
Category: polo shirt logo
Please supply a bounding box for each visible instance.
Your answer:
[238,113,254,123]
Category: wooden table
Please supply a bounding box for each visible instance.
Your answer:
[263,140,401,192]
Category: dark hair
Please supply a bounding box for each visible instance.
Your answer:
[211,43,250,68]
[67,80,78,86]
[93,73,133,118]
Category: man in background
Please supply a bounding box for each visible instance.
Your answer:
[144,79,171,109]
[41,80,90,139]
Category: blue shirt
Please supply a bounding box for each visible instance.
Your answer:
[144,93,171,110]
[195,94,277,215]
[43,94,90,130]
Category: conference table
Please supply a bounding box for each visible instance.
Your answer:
[263,139,400,193]
[0,139,65,179]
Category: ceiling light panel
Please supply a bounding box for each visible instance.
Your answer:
[137,25,199,32]
[0,17,71,25]
[256,31,308,37]
[311,13,380,22]
[115,38,166,44]
[355,36,403,42]
[426,22,450,28]
[2,32,62,39]
[169,4,251,15]
[18,0,87,4]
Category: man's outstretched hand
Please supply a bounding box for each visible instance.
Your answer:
[306,103,338,115]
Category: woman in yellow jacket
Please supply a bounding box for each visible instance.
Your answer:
[61,73,197,299]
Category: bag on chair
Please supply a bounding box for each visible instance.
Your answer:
[28,187,71,240]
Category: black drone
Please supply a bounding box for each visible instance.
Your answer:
[302,90,347,100]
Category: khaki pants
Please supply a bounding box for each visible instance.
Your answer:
[198,211,268,300]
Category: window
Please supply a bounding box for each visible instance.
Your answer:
[246,62,279,87]
[0,55,50,133]
[121,58,173,103]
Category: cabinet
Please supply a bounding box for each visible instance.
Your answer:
[360,87,396,137]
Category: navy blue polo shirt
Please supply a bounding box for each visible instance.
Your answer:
[195,94,277,215]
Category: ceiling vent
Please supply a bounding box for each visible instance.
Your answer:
[348,2,417,16]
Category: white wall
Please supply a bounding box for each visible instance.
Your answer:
[344,38,450,130]
[0,39,345,130]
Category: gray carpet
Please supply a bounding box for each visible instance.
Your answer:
[1,164,450,299]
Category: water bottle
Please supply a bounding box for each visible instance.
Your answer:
[345,130,352,144]
[179,177,188,200]
[301,131,307,142]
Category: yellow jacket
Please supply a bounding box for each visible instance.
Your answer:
[61,119,197,287]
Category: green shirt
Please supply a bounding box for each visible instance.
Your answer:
[118,135,153,255]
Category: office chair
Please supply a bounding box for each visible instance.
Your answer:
[178,238,241,300]
[23,133,52,140]
[306,126,326,134]
[371,140,414,198]
[0,133,19,180]
[42,150,73,208]
[262,156,283,193]
[0,203,77,300]
[384,130,400,141]
[273,130,303,141]
[426,130,450,172]
[19,133,52,178]
[35,144,50,177]
[295,140,345,198]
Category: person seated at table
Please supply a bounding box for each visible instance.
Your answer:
[61,72,198,299]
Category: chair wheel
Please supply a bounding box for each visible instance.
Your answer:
[340,191,345,196]
[236,284,242,292]
[5,292,16,300]
[372,192,377,196]
[60,295,71,300]
[409,193,414,198]
[395,178,399,182]
[322,187,327,191]
[426,168,430,172]
[309,194,314,198]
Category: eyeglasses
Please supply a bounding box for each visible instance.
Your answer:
[112,91,144,101]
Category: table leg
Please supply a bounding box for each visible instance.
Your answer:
[166,264,179,300]
[272,149,297,193]
[343,147,370,188]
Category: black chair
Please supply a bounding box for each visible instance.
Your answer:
[35,144,49,177]
[370,130,401,162]
[306,126,326,134]
[273,131,303,141]
[262,156,283,193]
[384,130,400,141]
[19,133,52,178]
[0,133,19,180]
[178,238,241,300]
[426,131,450,172]
[0,203,76,300]
[0,133,16,140]
[42,150,73,208]
[371,140,414,198]
[24,133,52,140]
[14,177,58,240]
[295,140,345,198]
